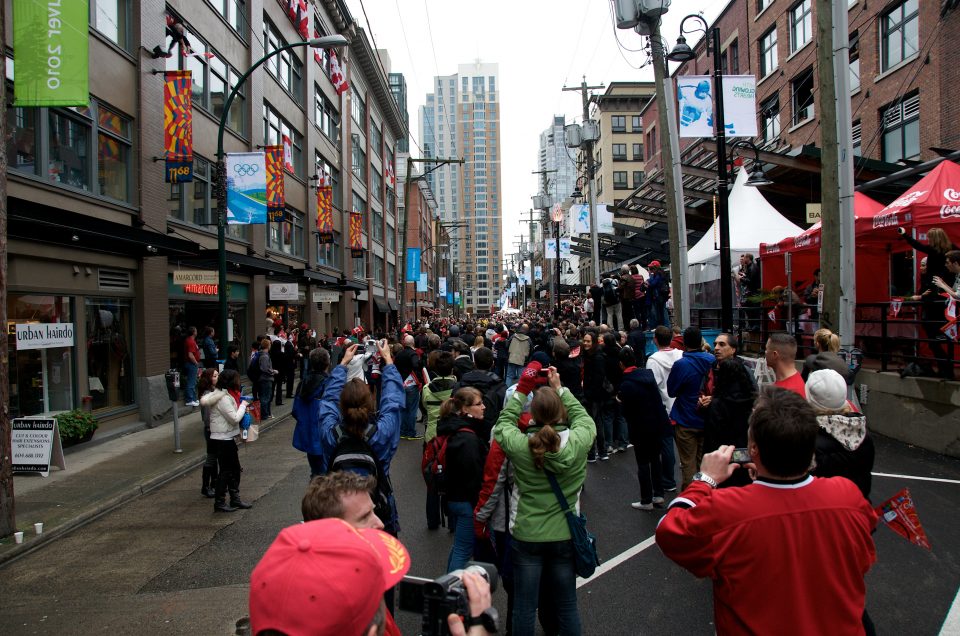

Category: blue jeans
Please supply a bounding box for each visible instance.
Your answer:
[661,428,677,490]
[446,500,475,572]
[183,362,198,403]
[613,402,629,447]
[401,384,420,437]
[258,379,273,418]
[511,538,581,636]
[505,363,523,388]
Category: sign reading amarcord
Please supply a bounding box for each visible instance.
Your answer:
[16,322,74,350]
[174,270,218,285]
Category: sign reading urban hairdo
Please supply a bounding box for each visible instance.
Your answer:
[226,152,268,224]
[269,283,300,301]
[677,75,757,138]
[12,417,66,477]
[173,270,218,285]
[13,0,89,106]
[312,290,340,303]
[15,322,74,350]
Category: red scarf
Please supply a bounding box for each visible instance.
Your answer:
[228,389,242,406]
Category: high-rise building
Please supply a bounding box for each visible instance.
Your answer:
[389,72,409,152]
[538,115,578,208]
[419,62,502,314]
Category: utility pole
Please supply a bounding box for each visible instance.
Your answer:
[648,24,690,328]
[563,79,605,286]
[519,208,541,309]
[532,169,557,310]
[401,156,463,323]
[0,0,12,538]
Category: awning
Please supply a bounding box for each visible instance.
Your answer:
[388,299,399,311]
[296,268,340,285]
[341,278,367,291]
[195,249,292,276]
[8,200,199,258]
[373,296,390,313]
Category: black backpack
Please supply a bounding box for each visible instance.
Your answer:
[603,279,619,306]
[246,352,261,382]
[329,424,394,526]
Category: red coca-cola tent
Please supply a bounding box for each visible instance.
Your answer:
[869,159,960,238]
[760,192,889,301]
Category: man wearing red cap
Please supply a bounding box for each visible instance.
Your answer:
[647,261,669,329]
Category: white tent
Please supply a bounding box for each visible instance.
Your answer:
[687,168,804,284]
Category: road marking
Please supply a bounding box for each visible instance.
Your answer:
[940,586,960,635]
[872,472,960,485]
[577,534,657,588]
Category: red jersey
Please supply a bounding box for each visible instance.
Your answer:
[774,371,806,398]
[184,337,200,364]
[657,476,877,636]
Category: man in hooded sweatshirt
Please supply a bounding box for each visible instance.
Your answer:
[667,326,716,490]
[505,324,532,388]
[646,326,683,491]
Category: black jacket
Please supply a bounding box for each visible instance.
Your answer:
[617,367,670,435]
[455,369,506,441]
[813,413,874,499]
[603,343,624,389]
[453,355,475,381]
[437,413,488,505]
[627,328,647,362]
[555,355,583,401]
[582,348,608,401]
[394,346,421,380]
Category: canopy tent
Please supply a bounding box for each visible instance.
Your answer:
[687,167,804,284]
[759,192,895,301]
[870,160,960,240]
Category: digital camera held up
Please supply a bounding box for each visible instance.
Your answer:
[397,562,498,636]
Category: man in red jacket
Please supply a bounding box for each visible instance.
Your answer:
[656,387,877,636]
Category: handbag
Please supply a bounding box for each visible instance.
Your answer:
[545,470,600,578]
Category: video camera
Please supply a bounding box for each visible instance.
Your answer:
[397,561,498,636]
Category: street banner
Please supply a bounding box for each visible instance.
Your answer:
[163,70,193,183]
[439,277,447,296]
[721,75,758,137]
[545,239,557,259]
[535,266,543,281]
[406,248,422,282]
[570,203,590,234]
[598,204,614,234]
[875,488,931,550]
[265,145,286,222]
[447,292,454,304]
[13,0,89,106]
[226,152,267,224]
[677,75,758,138]
[349,212,364,258]
[316,171,334,243]
[560,238,572,258]
[418,272,428,292]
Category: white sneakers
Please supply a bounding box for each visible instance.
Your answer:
[631,497,666,511]
[185,401,200,407]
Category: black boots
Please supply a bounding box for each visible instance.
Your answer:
[201,464,217,498]
[213,472,252,511]
[229,490,253,509]
[214,498,237,513]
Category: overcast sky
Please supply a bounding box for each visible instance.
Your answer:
[344,0,725,260]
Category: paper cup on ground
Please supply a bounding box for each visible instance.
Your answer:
[34,523,43,535]
[14,531,23,544]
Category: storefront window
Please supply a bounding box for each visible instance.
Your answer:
[8,295,75,418]
[85,298,134,411]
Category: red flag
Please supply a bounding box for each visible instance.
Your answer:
[385,161,396,187]
[329,50,349,95]
[875,488,931,550]
[282,134,294,173]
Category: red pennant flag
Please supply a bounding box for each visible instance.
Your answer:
[875,488,931,550]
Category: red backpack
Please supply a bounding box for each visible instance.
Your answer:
[421,426,475,496]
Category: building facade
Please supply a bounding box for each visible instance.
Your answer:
[4,0,407,432]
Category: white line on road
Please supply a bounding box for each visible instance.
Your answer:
[940,586,960,635]
[872,472,960,485]
[577,534,658,588]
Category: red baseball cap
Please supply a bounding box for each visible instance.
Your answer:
[648,260,661,268]
[249,518,410,636]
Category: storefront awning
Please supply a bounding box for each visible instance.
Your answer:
[194,249,292,276]
[341,278,367,291]
[373,296,390,313]
[8,201,199,258]
[296,268,340,285]
[388,299,398,311]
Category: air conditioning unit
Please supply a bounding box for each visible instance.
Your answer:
[564,123,583,148]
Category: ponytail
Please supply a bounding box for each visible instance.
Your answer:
[340,379,374,436]
[529,425,561,470]
[440,387,482,419]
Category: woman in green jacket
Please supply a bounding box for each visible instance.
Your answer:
[494,360,596,636]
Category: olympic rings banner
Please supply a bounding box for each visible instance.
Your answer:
[316,172,334,243]
[226,152,267,224]
[162,71,194,183]
[349,212,364,258]
[265,145,285,222]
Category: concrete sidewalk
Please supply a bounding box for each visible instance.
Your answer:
[0,400,295,567]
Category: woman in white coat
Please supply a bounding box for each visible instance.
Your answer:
[200,369,252,512]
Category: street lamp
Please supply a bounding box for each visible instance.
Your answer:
[667,16,734,332]
[728,140,774,187]
[214,34,348,355]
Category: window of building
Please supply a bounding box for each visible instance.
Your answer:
[611,115,626,133]
[370,170,383,202]
[612,143,627,161]
[9,295,74,418]
[268,209,305,257]
[85,297,134,410]
[386,223,396,251]
[881,93,920,162]
[760,94,781,141]
[370,124,383,157]
[314,86,340,143]
[852,120,862,156]
[353,254,365,279]
[317,231,342,269]
[167,157,247,239]
[91,0,132,50]
[791,68,815,126]
[263,103,303,177]
[789,0,812,52]
[849,31,861,93]
[387,262,396,286]
[351,134,367,182]
[632,142,643,160]
[758,0,773,12]
[264,18,304,104]
[371,207,384,242]
[313,16,331,75]
[760,27,778,77]
[613,171,629,189]
[728,39,739,74]
[632,171,645,188]
[881,0,919,71]
[597,175,603,194]
[210,0,245,35]
[352,93,366,128]
[631,115,642,131]
[373,255,384,284]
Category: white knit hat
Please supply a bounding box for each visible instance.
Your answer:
[805,369,847,411]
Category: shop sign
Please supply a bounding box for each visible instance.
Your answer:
[805,204,821,224]
[174,270,218,285]
[183,284,218,295]
[312,290,340,303]
[270,283,300,301]
[15,322,74,350]
[12,418,66,477]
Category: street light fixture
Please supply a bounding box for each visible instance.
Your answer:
[729,140,774,187]
[214,34,348,354]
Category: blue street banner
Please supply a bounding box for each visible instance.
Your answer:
[406,248,422,282]
[446,292,453,304]
[417,272,428,293]
[226,152,267,224]
[13,0,89,106]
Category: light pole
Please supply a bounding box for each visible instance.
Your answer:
[215,35,348,354]
[668,17,732,331]
[551,204,564,315]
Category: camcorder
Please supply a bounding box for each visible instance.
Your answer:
[397,562,498,636]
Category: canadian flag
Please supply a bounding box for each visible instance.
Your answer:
[282,134,294,173]
[329,50,349,95]
[287,0,309,39]
[385,161,396,187]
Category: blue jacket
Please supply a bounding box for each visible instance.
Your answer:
[291,373,328,455]
[618,367,671,436]
[317,364,404,475]
[667,351,715,429]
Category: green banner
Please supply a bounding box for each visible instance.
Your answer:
[13,0,89,106]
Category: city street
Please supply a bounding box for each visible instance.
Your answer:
[1,414,958,635]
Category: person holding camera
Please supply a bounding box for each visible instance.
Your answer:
[494,359,596,635]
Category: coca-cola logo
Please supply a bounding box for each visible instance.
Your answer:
[873,211,900,229]
[888,190,927,209]
[941,204,960,219]
[763,244,780,254]
[945,188,960,203]
[794,235,812,249]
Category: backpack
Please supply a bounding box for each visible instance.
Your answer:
[247,351,261,382]
[421,426,476,496]
[602,279,619,306]
[329,424,394,526]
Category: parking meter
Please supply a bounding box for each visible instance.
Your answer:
[165,369,180,401]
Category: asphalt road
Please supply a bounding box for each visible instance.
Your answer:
[0,414,958,635]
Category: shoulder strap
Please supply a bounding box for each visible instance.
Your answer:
[545,470,572,514]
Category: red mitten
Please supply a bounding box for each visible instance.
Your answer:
[516,361,543,395]
[474,519,490,540]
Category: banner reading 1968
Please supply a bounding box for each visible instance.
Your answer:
[13,0,89,106]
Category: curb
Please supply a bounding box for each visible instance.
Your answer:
[0,414,290,570]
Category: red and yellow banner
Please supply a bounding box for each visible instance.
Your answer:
[163,70,193,183]
[265,145,285,222]
[349,212,363,258]
[316,173,334,243]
